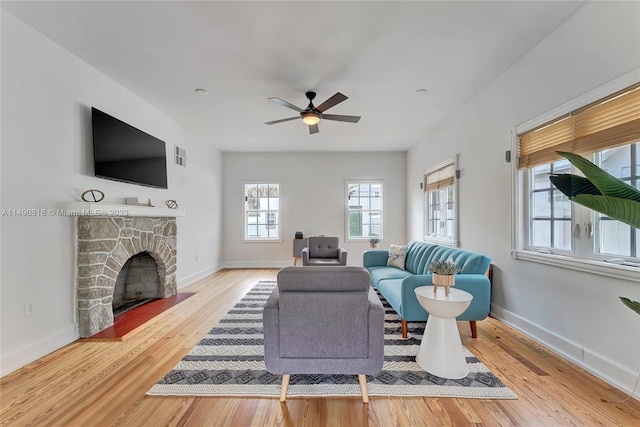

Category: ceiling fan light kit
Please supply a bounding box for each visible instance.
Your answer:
[265,91,361,134]
[301,111,321,125]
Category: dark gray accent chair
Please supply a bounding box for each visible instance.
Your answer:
[263,266,385,403]
[301,236,347,266]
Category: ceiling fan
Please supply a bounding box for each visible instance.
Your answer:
[265,91,361,134]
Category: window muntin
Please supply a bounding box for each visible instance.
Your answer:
[529,159,572,251]
[424,156,457,246]
[427,190,441,235]
[244,183,280,241]
[426,186,456,241]
[594,143,639,258]
[347,182,383,240]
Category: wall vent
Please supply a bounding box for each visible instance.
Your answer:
[175,145,186,167]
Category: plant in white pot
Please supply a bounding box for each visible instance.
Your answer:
[428,259,461,296]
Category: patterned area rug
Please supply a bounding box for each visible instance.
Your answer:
[147,281,516,399]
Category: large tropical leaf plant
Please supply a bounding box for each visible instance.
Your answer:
[549,151,640,316]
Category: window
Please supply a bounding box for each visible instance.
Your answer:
[346,182,383,241]
[424,156,457,246]
[529,159,572,251]
[244,183,280,241]
[515,81,640,275]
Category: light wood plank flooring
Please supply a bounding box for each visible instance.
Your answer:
[1,268,638,426]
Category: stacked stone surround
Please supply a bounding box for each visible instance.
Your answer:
[77,216,177,337]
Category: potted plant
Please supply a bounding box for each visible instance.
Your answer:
[549,151,640,316]
[368,235,380,249]
[428,258,461,296]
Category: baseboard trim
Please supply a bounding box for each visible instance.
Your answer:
[491,303,639,399]
[1,324,79,378]
[177,264,224,289]
[221,261,292,269]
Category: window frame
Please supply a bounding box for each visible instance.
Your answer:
[243,182,282,242]
[511,70,640,282]
[423,155,458,247]
[345,180,384,242]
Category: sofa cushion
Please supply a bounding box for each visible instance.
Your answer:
[368,266,412,287]
[404,241,491,275]
[278,266,370,292]
[387,244,407,269]
[375,279,404,314]
[307,258,343,266]
[308,236,339,258]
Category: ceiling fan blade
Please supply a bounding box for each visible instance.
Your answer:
[316,92,348,112]
[322,114,361,123]
[309,124,319,134]
[265,116,299,125]
[268,97,303,112]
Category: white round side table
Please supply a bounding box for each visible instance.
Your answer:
[414,286,473,379]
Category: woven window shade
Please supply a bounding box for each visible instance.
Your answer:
[518,83,640,168]
[424,163,455,191]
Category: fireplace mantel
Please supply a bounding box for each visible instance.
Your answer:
[66,202,185,217]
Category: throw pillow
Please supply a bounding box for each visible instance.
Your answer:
[387,244,407,270]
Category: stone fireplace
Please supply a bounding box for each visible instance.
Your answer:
[76,216,177,337]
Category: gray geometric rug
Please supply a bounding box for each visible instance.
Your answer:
[147,281,516,399]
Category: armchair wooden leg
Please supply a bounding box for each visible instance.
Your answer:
[280,374,290,402]
[470,321,477,338]
[358,374,369,403]
[401,320,408,338]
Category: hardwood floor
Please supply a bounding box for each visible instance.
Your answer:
[1,268,638,426]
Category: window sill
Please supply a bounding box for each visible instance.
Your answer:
[244,238,283,243]
[512,249,640,283]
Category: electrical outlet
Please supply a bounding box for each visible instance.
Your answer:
[24,302,36,317]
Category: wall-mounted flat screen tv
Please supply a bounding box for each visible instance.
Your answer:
[92,107,168,189]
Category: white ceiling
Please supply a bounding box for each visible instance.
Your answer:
[2,1,586,152]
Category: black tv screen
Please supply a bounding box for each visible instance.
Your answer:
[92,107,168,189]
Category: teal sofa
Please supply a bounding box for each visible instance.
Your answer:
[363,241,492,338]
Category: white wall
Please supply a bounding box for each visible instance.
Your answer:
[222,152,406,267]
[0,12,223,376]
[407,1,640,396]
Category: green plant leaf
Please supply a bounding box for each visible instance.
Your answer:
[572,194,640,229]
[619,297,640,316]
[556,151,640,202]
[549,174,602,198]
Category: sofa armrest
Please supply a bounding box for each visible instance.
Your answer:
[452,275,492,319]
[399,275,435,319]
[338,248,348,265]
[263,289,281,372]
[301,247,310,266]
[367,287,385,372]
[399,274,492,321]
[363,250,389,268]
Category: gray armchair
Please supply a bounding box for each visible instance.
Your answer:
[301,236,347,266]
[263,266,385,403]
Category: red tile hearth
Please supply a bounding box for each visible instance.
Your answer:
[83,293,195,341]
